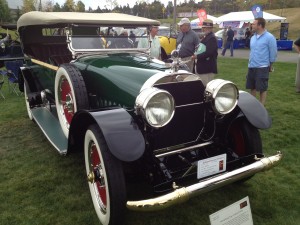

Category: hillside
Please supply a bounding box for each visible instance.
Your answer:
[266,8,300,40]
[161,7,300,41]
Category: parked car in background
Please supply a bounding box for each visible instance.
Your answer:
[157,25,177,61]
[17,11,282,225]
[0,24,23,67]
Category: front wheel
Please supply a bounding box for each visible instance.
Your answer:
[84,124,126,225]
[228,117,262,157]
[227,117,262,182]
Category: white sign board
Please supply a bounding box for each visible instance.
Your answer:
[209,196,254,225]
[197,154,226,179]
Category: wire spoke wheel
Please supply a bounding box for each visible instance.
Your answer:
[84,124,126,225]
[55,64,88,137]
[228,117,262,157]
[227,117,262,182]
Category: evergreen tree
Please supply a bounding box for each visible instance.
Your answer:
[62,0,75,12]
[76,1,85,12]
[0,0,11,22]
[53,2,61,12]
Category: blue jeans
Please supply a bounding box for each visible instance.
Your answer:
[222,40,233,56]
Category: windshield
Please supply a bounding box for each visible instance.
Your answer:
[69,25,150,51]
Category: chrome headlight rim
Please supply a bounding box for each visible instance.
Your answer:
[205,79,239,115]
[135,87,175,128]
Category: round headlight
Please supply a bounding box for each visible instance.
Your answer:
[135,88,175,128]
[205,79,239,115]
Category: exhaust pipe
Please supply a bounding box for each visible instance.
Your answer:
[127,152,283,211]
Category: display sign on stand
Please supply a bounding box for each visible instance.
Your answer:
[280,23,289,40]
[209,196,254,225]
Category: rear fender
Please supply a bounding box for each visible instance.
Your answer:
[20,67,44,106]
[20,66,39,93]
[68,108,145,162]
[237,91,272,129]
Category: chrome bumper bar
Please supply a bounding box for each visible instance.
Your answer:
[127,152,283,211]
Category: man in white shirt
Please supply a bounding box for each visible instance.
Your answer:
[138,26,161,59]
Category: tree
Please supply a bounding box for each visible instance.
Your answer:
[62,0,75,12]
[95,6,102,13]
[76,0,85,12]
[15,7,21,21]
[149,1,164,19]
[22,0,37,13]
[44,0,55,12]
[106,0,118,10]
[0,0,11,22]
[53,2,61,11]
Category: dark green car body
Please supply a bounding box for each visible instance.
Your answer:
[75,54,164,108]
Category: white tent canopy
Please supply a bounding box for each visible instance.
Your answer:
[190,15,218,29]
[215,11,286,24]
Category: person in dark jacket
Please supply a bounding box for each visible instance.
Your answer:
[221,26,234,56]
[192,19,218,86]
[244,27,251,48]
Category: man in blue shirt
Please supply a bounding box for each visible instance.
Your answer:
[246,17,277,106]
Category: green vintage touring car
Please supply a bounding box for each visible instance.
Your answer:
[17,11,282,225]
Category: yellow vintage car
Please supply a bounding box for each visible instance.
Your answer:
[158,26,177,60]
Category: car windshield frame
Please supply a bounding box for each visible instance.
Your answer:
[66,25,151,55]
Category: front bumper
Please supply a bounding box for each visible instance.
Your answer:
[127,152,283,211]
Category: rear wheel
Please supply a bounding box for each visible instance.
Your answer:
[84,124,126,225]
[55,64,88,137]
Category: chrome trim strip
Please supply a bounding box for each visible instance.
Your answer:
[154,141,213,158]
[127,152,283,211]
[175,102,203,108]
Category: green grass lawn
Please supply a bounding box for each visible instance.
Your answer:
[0,57,299,225]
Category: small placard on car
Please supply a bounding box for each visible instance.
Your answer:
[197,154,227,179]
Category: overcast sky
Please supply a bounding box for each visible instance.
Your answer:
[8,0,186,10]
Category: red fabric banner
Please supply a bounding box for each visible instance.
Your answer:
[197,9,207,26]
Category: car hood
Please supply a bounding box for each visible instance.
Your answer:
[74,54,169,108]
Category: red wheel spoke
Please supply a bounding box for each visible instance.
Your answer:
[91,144,107,208]
[60,78,74,124]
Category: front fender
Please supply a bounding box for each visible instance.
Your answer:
[237,91,272,129]
[69,108,145,161]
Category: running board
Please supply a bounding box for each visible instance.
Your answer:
[31,107,68,155]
